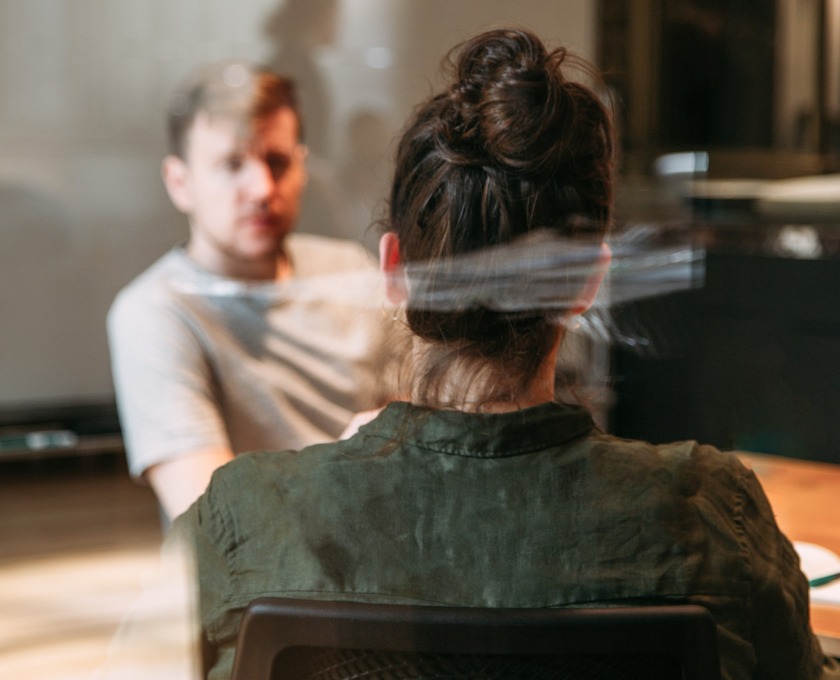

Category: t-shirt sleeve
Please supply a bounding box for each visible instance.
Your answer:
[738,466,840,679]
[107,286,230,478]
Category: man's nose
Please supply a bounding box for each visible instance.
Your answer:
[242,158,276,200]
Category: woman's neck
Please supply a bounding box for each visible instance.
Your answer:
[409,332,562,414]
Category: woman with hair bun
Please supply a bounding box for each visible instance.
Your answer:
[176,29,838,680]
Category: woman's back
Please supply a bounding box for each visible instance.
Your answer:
[182,401,826,680]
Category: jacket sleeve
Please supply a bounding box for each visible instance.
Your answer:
[169,474,242,680]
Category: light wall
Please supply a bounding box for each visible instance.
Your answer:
[775,0,822,148]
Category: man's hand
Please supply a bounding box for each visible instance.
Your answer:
[339,408,384,439]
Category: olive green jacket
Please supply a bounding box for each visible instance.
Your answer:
[174,401,839,680]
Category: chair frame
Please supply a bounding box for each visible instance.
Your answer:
[230,597,722,680]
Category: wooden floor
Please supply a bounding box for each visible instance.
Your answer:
[0,453,188,680]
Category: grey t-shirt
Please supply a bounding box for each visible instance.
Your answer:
[108,233,393,478]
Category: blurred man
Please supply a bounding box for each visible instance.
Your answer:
[108,62,391,520]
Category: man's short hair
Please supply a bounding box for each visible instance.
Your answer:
[166,61,302,159]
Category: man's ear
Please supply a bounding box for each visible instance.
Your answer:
[571,242,611,314]
[298,144,309,188]
[379,232,408,305]
[161,155,193,214]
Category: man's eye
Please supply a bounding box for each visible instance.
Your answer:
[224,157,244,172]
[266,155,292,178]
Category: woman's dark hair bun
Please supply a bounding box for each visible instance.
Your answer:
[386,27,615,407]
[438,28,579,174]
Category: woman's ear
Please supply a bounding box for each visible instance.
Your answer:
[379,232,408,305]
[571,242,611,314]
[161,155,193,214]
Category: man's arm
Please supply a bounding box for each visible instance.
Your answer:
[145,446,235,520]
[108,277,234,519]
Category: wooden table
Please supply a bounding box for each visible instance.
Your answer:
[740,453,840,642]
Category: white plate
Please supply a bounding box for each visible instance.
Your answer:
[794,541,840,583]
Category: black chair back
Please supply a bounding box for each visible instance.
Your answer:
[230,598,722,680]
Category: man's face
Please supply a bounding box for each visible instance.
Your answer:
[163,106,306,279]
